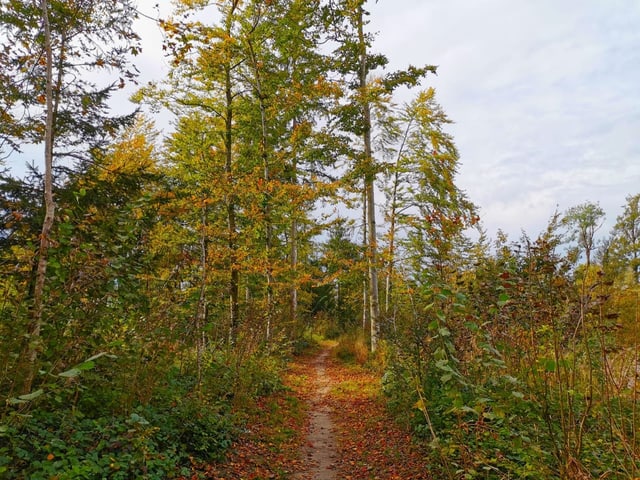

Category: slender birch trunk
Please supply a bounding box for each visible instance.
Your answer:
[24,0,55,393]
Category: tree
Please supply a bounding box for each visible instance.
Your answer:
[397,89,477,282]
[609,193,640,283]
[562,201,606,268]
[324,0,436,351]
[310,220,364,330]
[0,0,140,392]
[0,117,161,399]
[142,0,337,347]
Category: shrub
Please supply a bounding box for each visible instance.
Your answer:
[0,410,188,479]
[334,331,369,365]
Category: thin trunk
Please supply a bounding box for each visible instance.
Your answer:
[290,215,298,324]
[385,190,396,315]
[385,119,412,316]
[24,0,55,393]
[367,174,380,352]
[362,188,369,335]
[289,118,299,325]
[224,59,240,344]
[247,36,273,341]
[195,206,208,390]
[357,4,380,352]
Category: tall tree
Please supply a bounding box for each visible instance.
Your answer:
[156,0,246,343]
[29,0,56,394]
[562,201,606,268]
[393,88,477,284]
[0,0,140,392]
[144,0,337,346]
[325,0,436,350]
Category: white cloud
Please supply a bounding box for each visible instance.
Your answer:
[370,0,640,241]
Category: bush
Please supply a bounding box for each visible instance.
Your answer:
[0,410,188,479]
[334,331,369,365]
[0,344,291,479]
[139,399,235,462]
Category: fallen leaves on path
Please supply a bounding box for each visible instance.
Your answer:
[183,347,432,479]
[325,355,433,480]
[183,370,310,479]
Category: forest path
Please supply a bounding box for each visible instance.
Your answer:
[290,345,432,480]
[208,344,432,479]
[293,347,337,479]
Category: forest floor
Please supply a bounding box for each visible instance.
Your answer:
[196,344,433,479]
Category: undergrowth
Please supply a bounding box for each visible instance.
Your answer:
[0,349,285,479]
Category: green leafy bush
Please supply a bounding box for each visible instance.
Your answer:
[0,410,188,479]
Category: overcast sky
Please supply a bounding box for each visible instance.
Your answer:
[117,1,640,241]
[368,0,640,241]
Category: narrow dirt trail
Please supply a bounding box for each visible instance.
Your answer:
[292,347,433,480]
[205,346,432,479]
[294,348,337,479]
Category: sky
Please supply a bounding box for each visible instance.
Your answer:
[366,0,640,241]
[9,1,637,243]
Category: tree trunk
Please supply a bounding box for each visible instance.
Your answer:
[357,4,380,352]
[195,206,208,390]
[385,119,412,319]
[290,215,298,324]
[24,0,55,394]
[361,187,369,335]
[246,36,274,341]
[224,60,240,344]
[289,117,299,326]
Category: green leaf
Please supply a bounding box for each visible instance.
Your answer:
[464,321,479,332]
[540,358,556,372]
[438,327,451,337]
[57,352,113,378]
[461,405,478,415]
[497,293,510,307]
[58,368,82,378]
[129,413,149,425]
[76,360,95,371]
[8,389,44,404]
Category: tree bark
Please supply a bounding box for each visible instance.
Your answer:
[357,4,380,352]
[246,32,274,341]
[224,59,240,344]
[195,206,208,390]
[385,119,412,318]
[24,0,55,393]
[290,212,299,324]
